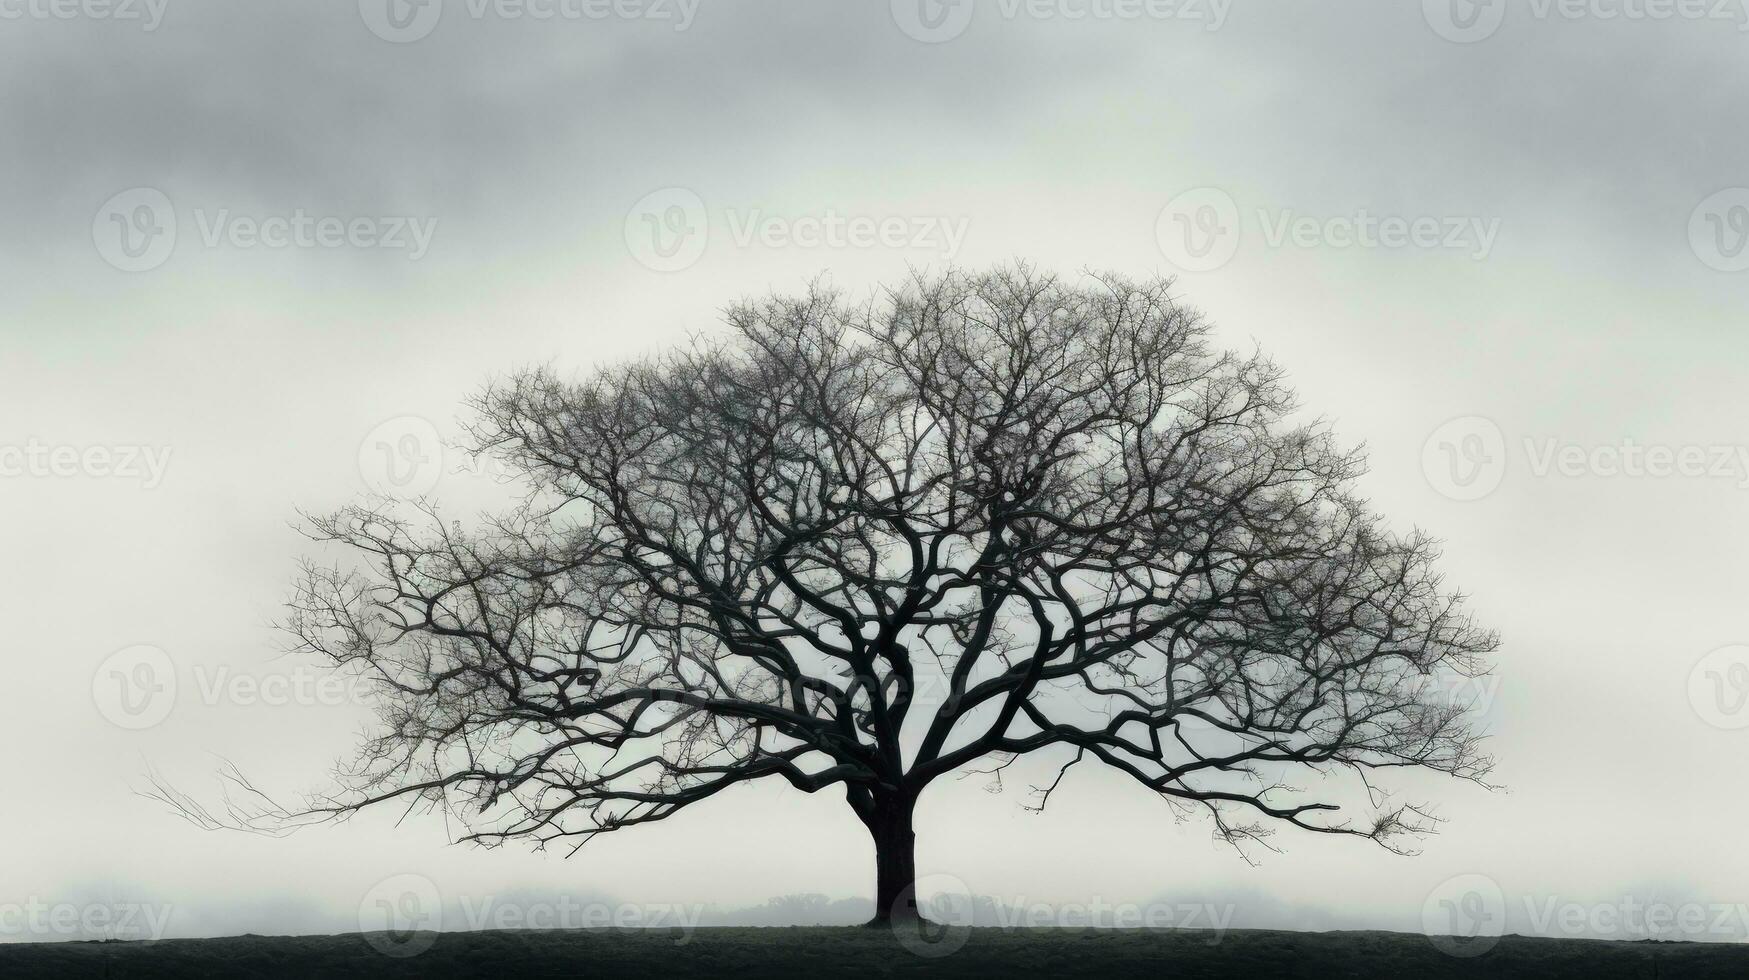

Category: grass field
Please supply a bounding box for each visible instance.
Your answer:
[3,926,1744,978]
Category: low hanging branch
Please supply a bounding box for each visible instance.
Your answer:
[154,265,1498,923]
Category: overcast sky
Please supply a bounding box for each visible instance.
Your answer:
[4,0,1749,949]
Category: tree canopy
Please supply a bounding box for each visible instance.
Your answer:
[161,267,1498,922]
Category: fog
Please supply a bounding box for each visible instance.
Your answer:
[4,0,1749,947]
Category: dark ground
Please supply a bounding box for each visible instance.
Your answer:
[2,927,1743,978]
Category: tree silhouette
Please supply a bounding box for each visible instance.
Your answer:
[165,267,1497,924]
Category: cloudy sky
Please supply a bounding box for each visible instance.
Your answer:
[4,0,1749,949]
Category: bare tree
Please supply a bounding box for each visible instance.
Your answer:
[167,267,1497,924]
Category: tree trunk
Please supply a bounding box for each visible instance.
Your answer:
[864,796,918,925]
